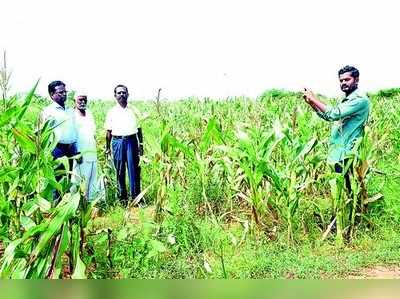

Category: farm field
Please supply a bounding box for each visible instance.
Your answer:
[1,86,400,278]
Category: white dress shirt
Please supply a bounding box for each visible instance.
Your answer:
[41,102,77,144]
[75,109,97,162]
[104,105,138,136]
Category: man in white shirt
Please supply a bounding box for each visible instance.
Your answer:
[105,84,143,205]
[72,94,98,201]
[41,80,80,201]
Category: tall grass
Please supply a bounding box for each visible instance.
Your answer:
[1,86,398,278]
[0,83,96,278]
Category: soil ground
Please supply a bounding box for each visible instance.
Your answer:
[348,265,400,279]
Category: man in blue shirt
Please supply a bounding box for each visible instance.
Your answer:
[302,65,371,192]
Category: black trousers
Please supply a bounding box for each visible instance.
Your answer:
[334,159,352,196]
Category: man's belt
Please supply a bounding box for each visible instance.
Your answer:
[57,142,75,148]
[112,134,137,139]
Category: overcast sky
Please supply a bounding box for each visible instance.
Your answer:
[2,0,400,100]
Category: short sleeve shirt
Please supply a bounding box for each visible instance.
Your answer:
[41,102,78,144]
[104,105,138,136]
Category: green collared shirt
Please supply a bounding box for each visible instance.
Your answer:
[316,89,370,164]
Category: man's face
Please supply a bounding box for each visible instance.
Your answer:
[114,86,129,107]
[51,84,67,105]
[75,95,87,110]
[339,72,358,95]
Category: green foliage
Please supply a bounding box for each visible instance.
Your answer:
[373,87,400,98]
[1,84,400,278]
[87,89,399,277]
[259,89,302,101]
[0,84,95,278]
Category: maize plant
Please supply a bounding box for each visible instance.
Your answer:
[0,83,95,278]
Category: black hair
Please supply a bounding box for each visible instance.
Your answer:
[48,80,65,95]
[338,65,359,78]
[114,84,128,94]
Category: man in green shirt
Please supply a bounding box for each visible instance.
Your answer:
[302,65,371,192]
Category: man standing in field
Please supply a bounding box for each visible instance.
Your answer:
[302,65,370,191]
[72,94,98,201]
[41,80,81,201]
[105,85,143,206]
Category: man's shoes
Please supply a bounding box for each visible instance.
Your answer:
[137,201,146,208]
[119,198,128,207]
[131,197,146,208]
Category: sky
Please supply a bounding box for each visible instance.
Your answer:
[1,0,400,100]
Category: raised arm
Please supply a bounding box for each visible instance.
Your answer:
[318,98,369,121]
[303,88,327,112]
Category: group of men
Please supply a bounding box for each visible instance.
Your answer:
[41,81,142,205]
[41,65,370,205]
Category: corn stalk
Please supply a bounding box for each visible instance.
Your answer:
[0,83,94,278]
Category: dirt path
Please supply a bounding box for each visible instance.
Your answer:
[348,265,400,279]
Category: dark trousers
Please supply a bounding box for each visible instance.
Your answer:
[334,159,352,196]
[112,135,141,201]
[51,142,78,201]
